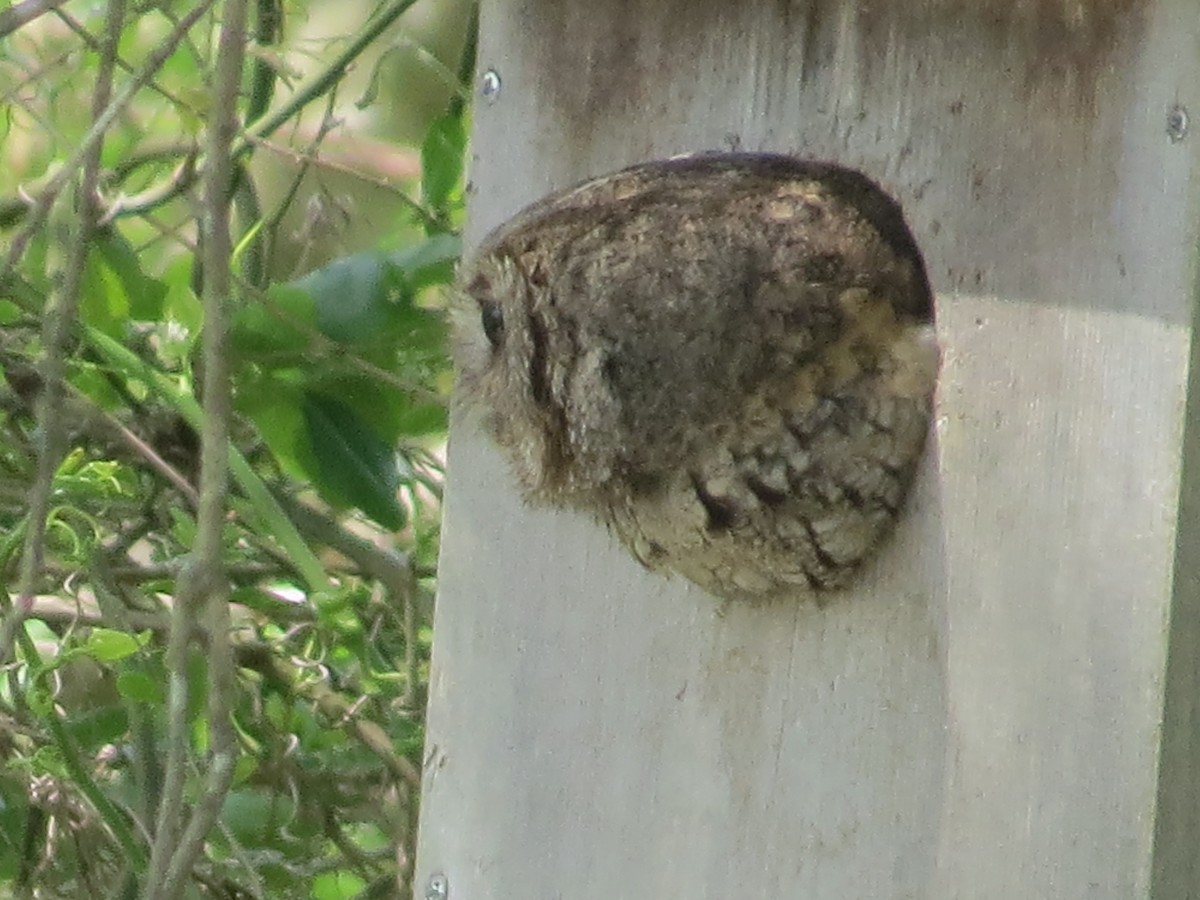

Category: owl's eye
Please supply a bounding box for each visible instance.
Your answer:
[468,272,505,348]
[479,299,505,347]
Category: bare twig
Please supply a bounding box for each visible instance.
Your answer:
[102,151,199,222]
[238,642,421,788]
[25,588,317,634]
[0,0,150,875]
[280,498,423,708]
[0,0,217,282]
[246,129,437,230]
[45,561,304,587]
[86,395,200,508]
[281,497,417,607]
[0,0,70,40]
[256,91,343,278]
[6,0,427,239]
[239,0,423,151]
[1,0,431,242]
[5,0,124,663]
[143,1,249,896]
[53,7,192,111]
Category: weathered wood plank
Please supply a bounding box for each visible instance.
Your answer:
[417,1,1200,896]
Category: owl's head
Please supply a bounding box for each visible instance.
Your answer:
[452,250,518,391]
[453,247,582,501]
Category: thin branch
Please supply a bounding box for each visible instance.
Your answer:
[5,0,125,663]
[0,0,70,40]
[280,497,423,708]
[102,150,199,222]
[247,129,438,231]
[0,0,217,282]
[255,92,343,277]
[0,0,435,238]
[25,588,317,634]
[53,7,192,111]
[44,561,304,587]
[113,0,424,232]
[281,498,417,608]
[448,0,479,119]
[88,397,201,508]
[239,0,422,151]
[0,146,200,231]
[238,642,421,788]
[144,1,249,896]
[86,328,332,591]
[26,593,167,634]
[245,0,283,125]
[0,0,150,875]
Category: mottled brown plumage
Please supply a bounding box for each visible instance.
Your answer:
[455,152,937,602]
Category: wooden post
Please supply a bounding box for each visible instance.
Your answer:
[416,2,1200,897]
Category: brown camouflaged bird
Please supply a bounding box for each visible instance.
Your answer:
[455,152,938,602]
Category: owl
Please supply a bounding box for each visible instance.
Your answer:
[454,152,937,602]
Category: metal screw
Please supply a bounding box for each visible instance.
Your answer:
[426,873,449,900]
[1167,104,1189,143]
[480,69,502,103]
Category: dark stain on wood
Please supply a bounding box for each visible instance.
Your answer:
[526,0,1150,136]
[867,0,1148,105]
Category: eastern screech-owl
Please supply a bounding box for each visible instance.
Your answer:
[455,152,937,602]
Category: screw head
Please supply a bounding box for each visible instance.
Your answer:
[480,69,502,103]
[1167,104,1189,143]
[426,873,449,900]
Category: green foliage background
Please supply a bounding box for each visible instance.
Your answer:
[0,1,472,896]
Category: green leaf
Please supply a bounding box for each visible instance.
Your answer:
[312,871,367,900]
[81,231,168,334]
[421,112,466,214]
[392,399,447,437]
[296,252,395,345]
[0,778,29,883]
[345,822,389,852]
[298,374,426,447]
[388,232,461,290]
[68,360,125,411]
[81,247,129,335]
[160,255,202,362]
[302,391,406,529]
[82,628,144,662]
[115,670,164,705]
[232,755,258,786]
[235,369,312,480]
[0,299,21,324]
[21,618,58,649]
[221,787,291,845]
[64,706,128,751]
[168,505,197,548]
[236,239,457,371]
[95,231,167,320]
[230,283,315,362]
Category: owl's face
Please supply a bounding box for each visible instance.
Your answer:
[455,253,518,395]
[455,250,575,499]
[453,152,937,602]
